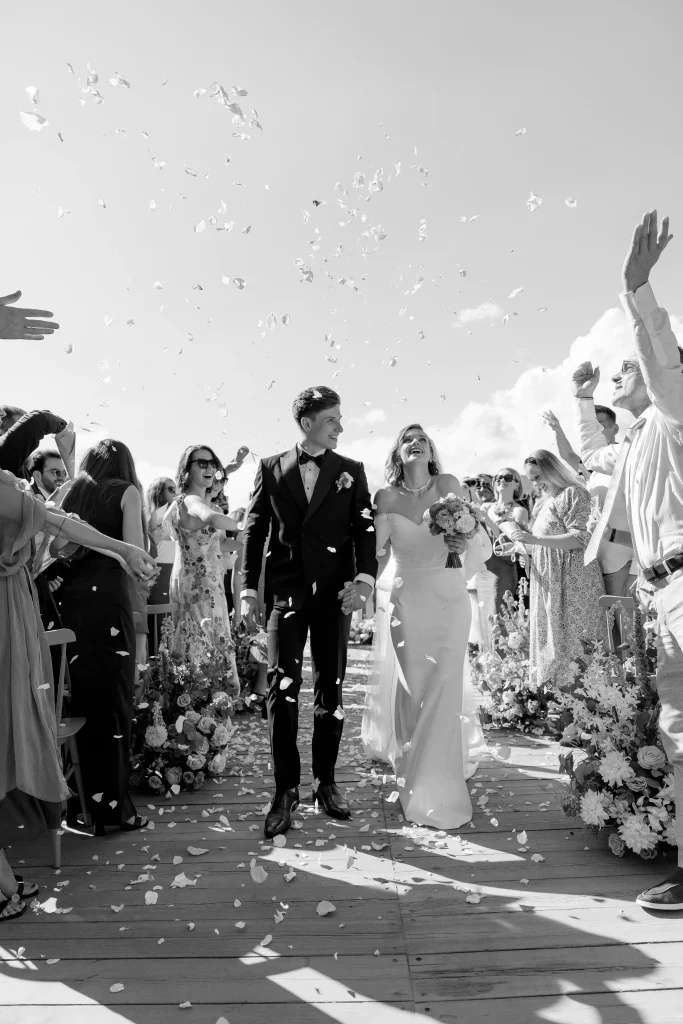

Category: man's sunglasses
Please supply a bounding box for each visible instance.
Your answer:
[190,458,218,470]
[495,473,516,484]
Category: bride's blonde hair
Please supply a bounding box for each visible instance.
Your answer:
[385,423,442,486]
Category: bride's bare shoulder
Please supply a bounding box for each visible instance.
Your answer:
[374,485,399,514]
[434,472,462,496]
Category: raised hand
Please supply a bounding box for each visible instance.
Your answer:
[571,361,600,399]
[0,291,60,340]
[542,410,561,431]
[622,210,673,294]
[224,446,250,476]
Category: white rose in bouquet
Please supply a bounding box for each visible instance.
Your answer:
[455,512,476,534]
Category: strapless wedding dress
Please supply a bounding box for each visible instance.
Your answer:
[362,513,487,829]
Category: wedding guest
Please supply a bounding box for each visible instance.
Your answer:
[208,477,242,615]
[544,408,634,597]
[504,449,605,687]
[577,211,683,910]
[166,445,240,691]
[56,439,151,834]
[474,473,495,504]
[481,467,529,613]
[0,467,155,920]
[0,407,68,477]
[29,449,67,499]
[146,476,177,605]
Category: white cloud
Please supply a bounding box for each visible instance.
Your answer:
[456,302,504,324]
[343,306,683,489]
[349,407,387,427]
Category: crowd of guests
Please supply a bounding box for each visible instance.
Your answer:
[2,209,683,914]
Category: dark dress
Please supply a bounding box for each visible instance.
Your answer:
[484,500,528,614]
[57,480,137,827]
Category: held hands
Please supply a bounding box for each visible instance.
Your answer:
[338,580,372,616]
[123,545,159,583]
[572,361,600,399]
[622,210,673,294]
[0,291,60,340]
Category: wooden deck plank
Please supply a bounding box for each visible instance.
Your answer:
[2,658,683,1024]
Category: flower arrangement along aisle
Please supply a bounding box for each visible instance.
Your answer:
[349,617,375,645]
[232,619,268,708]
[471,587,557,735]
[130,617,239,795]
[558,607,675,859]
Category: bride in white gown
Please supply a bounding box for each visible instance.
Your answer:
[361,424,489,830]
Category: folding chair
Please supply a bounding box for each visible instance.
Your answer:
[45,628,90,868]
[146,602,178,657]
[599,594,636,656]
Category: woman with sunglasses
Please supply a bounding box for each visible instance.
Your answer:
[165,446,241,693]
[480,468,529,614]
[502,449,606,688]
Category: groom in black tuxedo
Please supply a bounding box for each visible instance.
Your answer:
[241,386,377,838]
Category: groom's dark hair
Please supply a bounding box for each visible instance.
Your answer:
[292,386,341,427]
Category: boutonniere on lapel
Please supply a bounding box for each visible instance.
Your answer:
[336,471,353,493]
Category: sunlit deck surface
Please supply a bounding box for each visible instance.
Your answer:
[2,647,682,1024]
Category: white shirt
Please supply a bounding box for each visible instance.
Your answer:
[241,443,375,599]
[577,282,683,571]
[575,402,633,574]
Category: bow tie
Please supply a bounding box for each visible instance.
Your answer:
[299,450,326,469]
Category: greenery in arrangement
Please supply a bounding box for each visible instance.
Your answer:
[558,607,675,859]
[130,617,239,795]
[472,591,558,736]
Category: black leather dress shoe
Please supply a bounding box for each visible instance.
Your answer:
[264,787,299,839]
[313,782,351,820]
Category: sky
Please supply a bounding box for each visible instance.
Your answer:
[2,0,683,506]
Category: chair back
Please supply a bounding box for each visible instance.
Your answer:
[45,628,77,721]
[147,602,178,657]
[599,595,635,655]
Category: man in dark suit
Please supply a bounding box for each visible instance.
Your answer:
[241,386,377,838]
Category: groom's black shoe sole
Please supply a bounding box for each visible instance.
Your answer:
[313,784,351,820]
[264,788,299,839]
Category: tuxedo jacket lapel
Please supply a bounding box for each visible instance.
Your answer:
[279,447,307,513]
[304,451,342,523]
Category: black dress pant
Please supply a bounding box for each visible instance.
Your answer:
[266,590,351,790]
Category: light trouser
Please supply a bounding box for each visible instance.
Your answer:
[652,573,683,867]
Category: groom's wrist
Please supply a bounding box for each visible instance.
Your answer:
[354,573,375,590]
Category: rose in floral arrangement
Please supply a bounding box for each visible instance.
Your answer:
[186,753,206,771]
[185,710,201,725]
[197,716,216,735]
[637,745,667,771]
[164,766,183,787]
[177,693,192,708]
[182,771,195,786]
[192,771,205,790]
[625,775,649,792]
[148,775,163,790]
[435,509,455,531]
[193,735,210,755]
[608,832,626,857]
[211,724,230,748]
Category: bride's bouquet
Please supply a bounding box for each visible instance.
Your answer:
[423,492,485,568]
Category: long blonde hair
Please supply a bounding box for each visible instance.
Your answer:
[524,449,583,492]
[385,423,441,486]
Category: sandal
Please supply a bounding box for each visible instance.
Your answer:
[13,875,39,900]
[94,815,148,837]
[0,897,27,922]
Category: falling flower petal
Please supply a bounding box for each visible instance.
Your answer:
[20,110,49,131]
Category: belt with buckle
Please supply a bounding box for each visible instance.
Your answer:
[643,552,683,582]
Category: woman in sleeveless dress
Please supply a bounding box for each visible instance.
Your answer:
[361,424,488,830]
[0,469,156,919]
[165,446,240,694]
[58,440,151,834]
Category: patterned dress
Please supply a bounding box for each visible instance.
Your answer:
[168,498,238,694]
[528,485,606,686]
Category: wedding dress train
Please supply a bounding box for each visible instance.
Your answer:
[361,513,487,829]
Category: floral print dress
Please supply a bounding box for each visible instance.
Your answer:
[168,498,238,694]
[528,485,606,687]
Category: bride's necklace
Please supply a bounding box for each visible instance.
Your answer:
[400,477,432,495]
